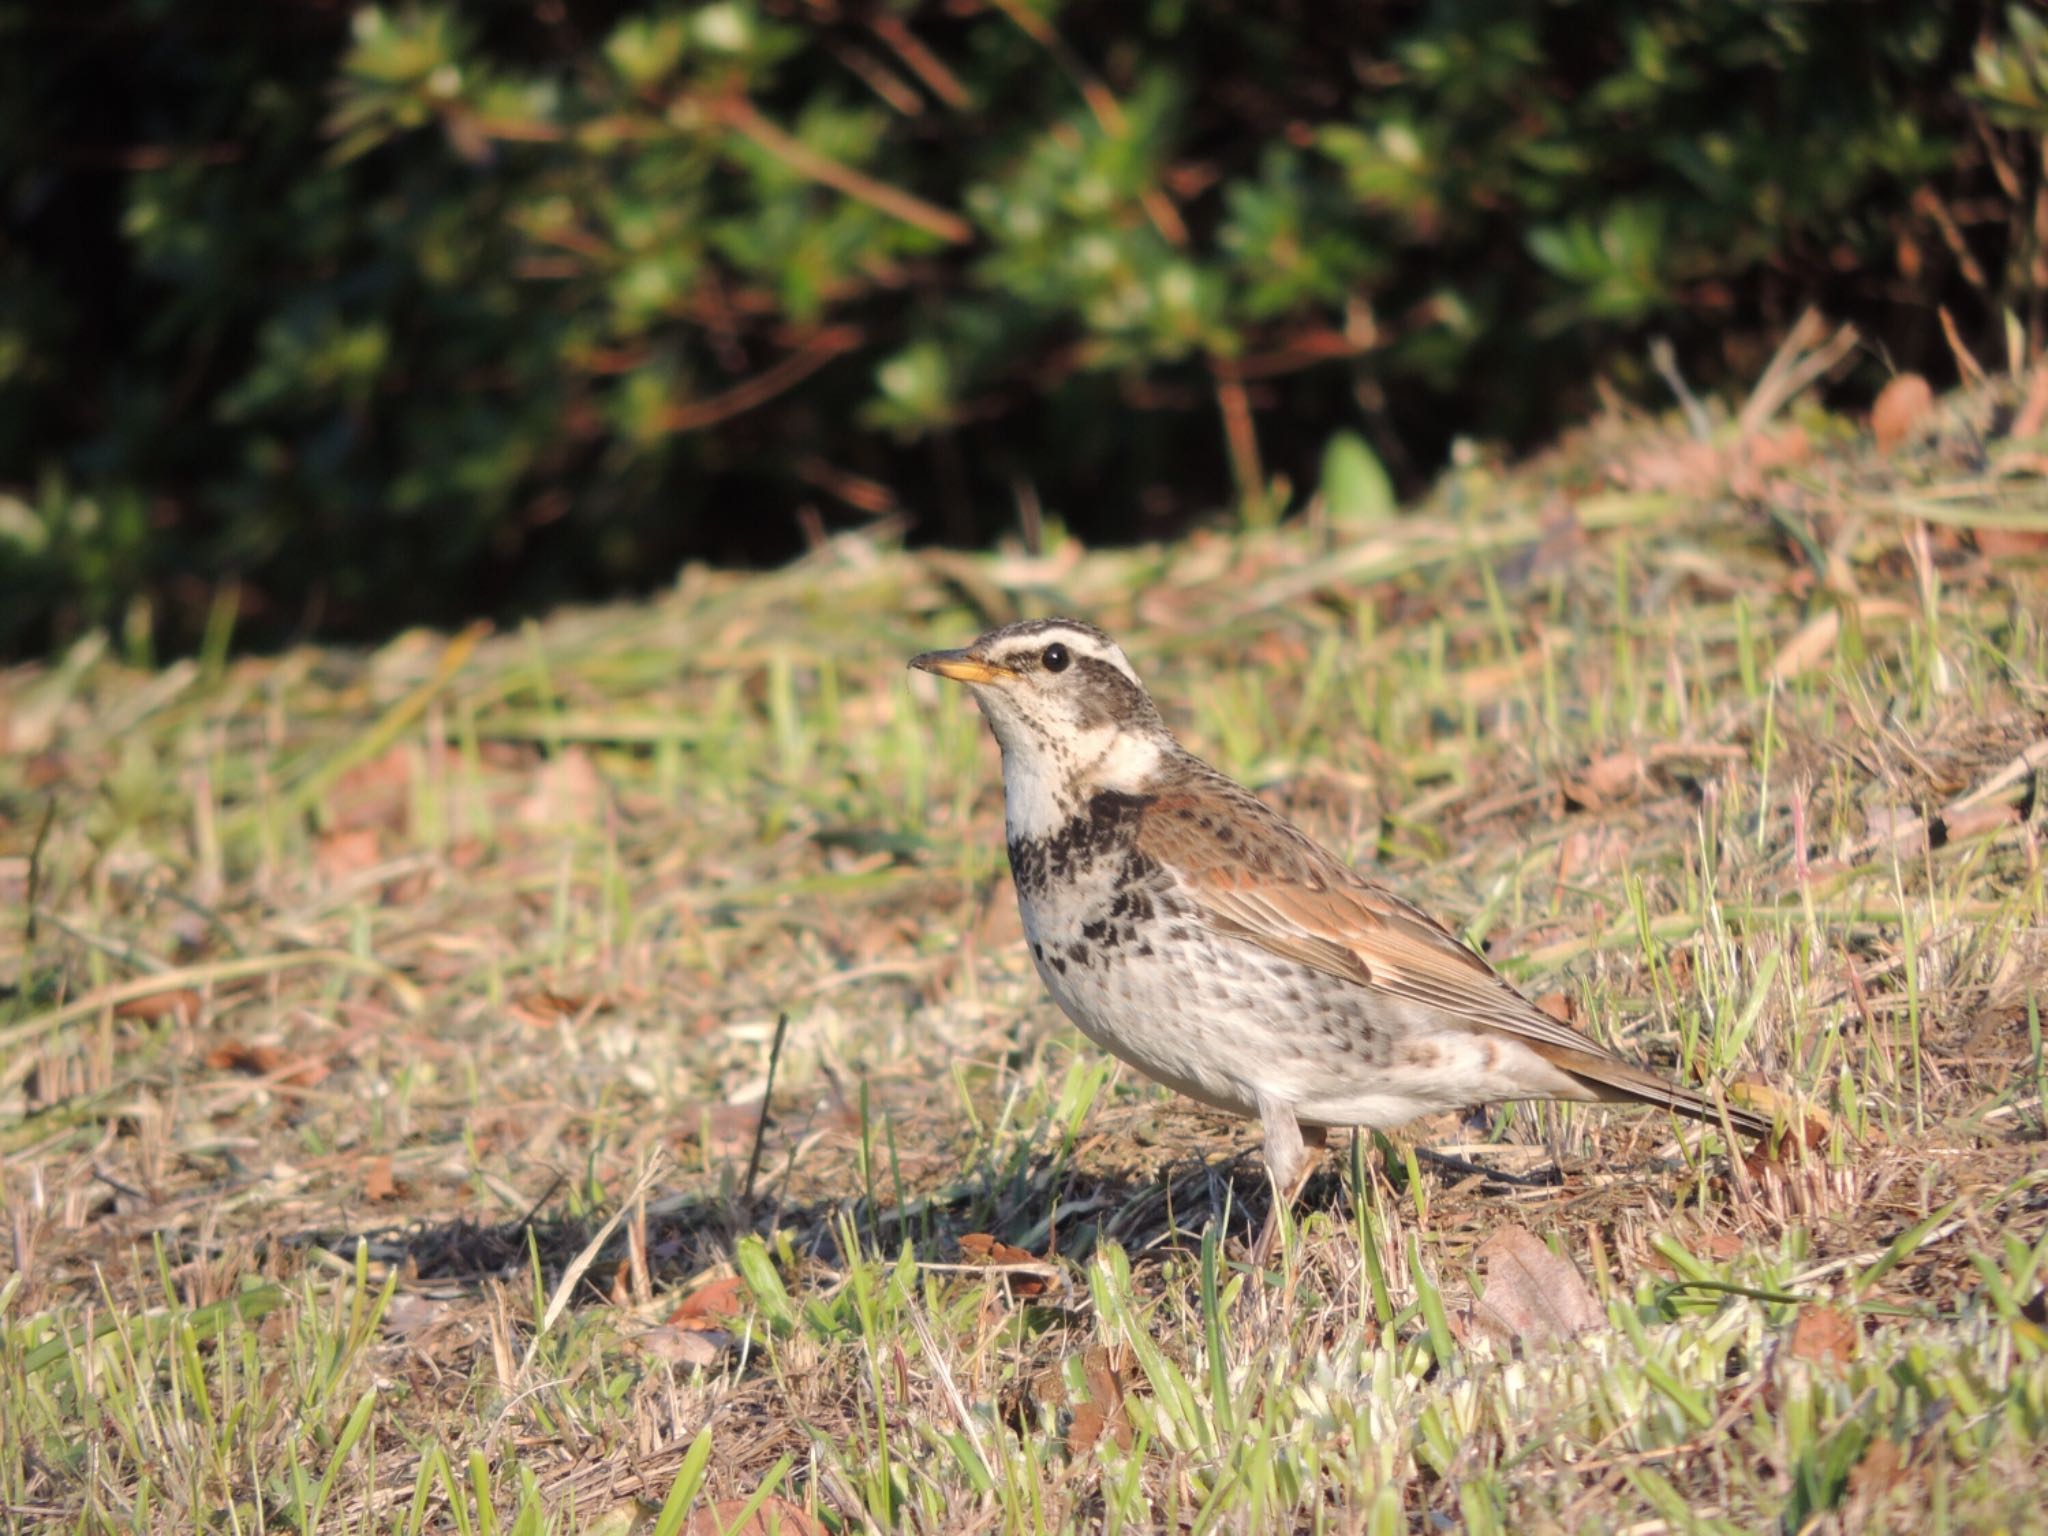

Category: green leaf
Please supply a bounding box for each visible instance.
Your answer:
[1320,431,1396,526]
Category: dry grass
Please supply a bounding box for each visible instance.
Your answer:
[4,362,2048,1533]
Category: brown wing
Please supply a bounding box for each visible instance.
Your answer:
[1134,779,1771,1137]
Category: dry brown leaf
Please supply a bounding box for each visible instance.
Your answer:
[114,987,201,1025]
[958,1232,1052,1296]
[1730,425,1815,498]
[1843,1436,1911,1525]
[671,1274,746,1326]
[1727,1079,1836,1167]
[1555,824,1629,883]
[517,747,605,827]
[203,1040,331,1088]
[380,1293,448,1340]
[316,827,383,885]
[362,1155,399,1202]
[682,1495,824,1536]
[638,1324,736,1369]
[330,743,416,833]
[1871,373,1934,454]
[510,989,607,1028]
[1971,525,2048,558]
[1769,607,1841,682]
[1582,750,1647,801]
[1787,1304,1857,1366]
[1532,992,1576,1026]
[1937,802,2022,843]
[1748,423,1813,473]
[1066,1345,1135,1455]
[1471,1226,1604,1344]
[1613,436,1726,497]
[1562,750,1647,811]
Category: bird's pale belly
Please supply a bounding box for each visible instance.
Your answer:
[1017,885,1408,1125]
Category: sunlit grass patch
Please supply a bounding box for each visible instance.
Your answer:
[3,373,2046,1529]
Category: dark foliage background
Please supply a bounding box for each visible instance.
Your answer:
[4,0,2046,654]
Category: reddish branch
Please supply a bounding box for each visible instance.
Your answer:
[714,95,973,245]
[653,326,865,434]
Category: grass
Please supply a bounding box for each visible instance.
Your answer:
[4,362,2048,1532]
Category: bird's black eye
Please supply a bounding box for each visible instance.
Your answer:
[1041,642,1070,673]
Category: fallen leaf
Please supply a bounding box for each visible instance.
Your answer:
[1532,992,1576,1026]
[1581,750,1646,801]
[203,1040,331,1088]
[671,1275,746,1326]
[1934,803,2021,844]
[1560,750,1646,812]
[1555,824,1629,883]
[1787,1304,1857,1366]
[1730,425,1815,498]
[637,1324,735,1369]
[1066,1345,1135,1455]
[1727,1079,1835,1170]
[959,1233,1051,1297]
[958,1233,1036,1265]
[362,1155,401,1202]
[510,989,606,1028]
[379,866,434,907]
[1871,373,1934,454]
[1769,607,1841,682]
[316,827,383,884]
[1613,436,1726,497]
[1842,1435,1911,1525]
[1971,525,2048,558]
[380,1293,448,1340]
[330,743,417,833]
[1748,423,1813,473]
[114,988,201,1025]
[517,747,605,827]
[1470,1226,1604,1344]
[681,1495,824,1536]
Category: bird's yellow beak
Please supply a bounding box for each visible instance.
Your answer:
[909,648,1016,685]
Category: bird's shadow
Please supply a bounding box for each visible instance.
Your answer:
[299,1125,1558,1307]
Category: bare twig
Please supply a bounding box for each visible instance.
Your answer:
[716,96,972,244]
[515,1154,666,1384]
[869,14,972,109]
[655,329,864,434]
[741,1011,791,1203]
[1212,358,1267,524]
[0,950,425,1050]
[24,796,54,945]
[985,0,1187,247]
[1738,309,1861,436]
[1825,733,2048,868]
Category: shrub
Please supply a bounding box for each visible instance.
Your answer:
[0,0,2032,652]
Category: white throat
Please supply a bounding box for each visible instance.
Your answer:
[998,723,1164,839]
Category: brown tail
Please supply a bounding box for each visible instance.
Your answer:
[1536,1046,1775,1140]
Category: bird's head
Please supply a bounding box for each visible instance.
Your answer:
[910,618,1171,819]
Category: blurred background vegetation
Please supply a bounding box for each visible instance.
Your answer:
[4,0,2047,655]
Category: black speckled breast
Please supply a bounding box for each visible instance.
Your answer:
[1007,788,1154,902]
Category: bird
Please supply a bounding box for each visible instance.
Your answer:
[910,617,1771,1259]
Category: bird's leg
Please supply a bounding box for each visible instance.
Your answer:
[1249,1099,1328,1267]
